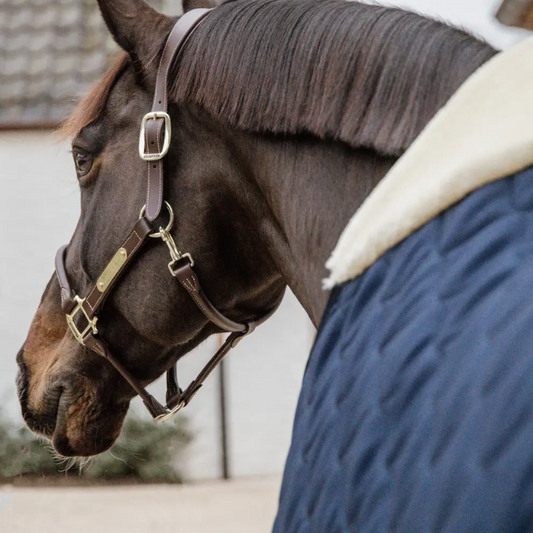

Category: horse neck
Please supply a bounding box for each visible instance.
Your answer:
[237,134,397,325]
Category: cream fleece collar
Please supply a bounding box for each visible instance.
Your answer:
[325,35,533,288]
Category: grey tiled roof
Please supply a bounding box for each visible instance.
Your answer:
[0,0,173,128]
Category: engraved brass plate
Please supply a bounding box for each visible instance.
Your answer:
[96,248,128,293]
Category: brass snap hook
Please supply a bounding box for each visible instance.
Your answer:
[139,201,194,273]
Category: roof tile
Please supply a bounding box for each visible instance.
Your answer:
[0,0,172,127]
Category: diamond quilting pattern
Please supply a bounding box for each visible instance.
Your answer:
[274,166,533,533]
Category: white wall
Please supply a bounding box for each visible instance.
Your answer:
[0,133,80,408]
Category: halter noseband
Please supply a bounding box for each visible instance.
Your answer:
[54,9,277,421]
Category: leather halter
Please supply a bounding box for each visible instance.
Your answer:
[54,9,277,421]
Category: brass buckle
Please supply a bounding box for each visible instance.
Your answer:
[66,295,98,346]
[138,112,172,161]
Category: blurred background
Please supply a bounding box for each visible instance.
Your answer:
[0,0,530,530]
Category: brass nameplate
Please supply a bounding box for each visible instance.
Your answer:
[96,248,128,293]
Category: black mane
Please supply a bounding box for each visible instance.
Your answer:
[171,0,497,156]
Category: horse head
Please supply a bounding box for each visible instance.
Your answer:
[16,0,285,457]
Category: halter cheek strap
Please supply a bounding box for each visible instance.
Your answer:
[54,10,279,421]
[141,8,212,221]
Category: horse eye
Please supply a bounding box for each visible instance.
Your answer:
[72,150,93,177]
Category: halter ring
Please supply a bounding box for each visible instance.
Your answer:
[139,201,175,238]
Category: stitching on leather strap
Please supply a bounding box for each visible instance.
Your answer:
[154,25,173,108]
[86,287,99,311]
[183,276,197,292]
[189,292,227,329]
[123,230,141,251]
[92,343,106,357]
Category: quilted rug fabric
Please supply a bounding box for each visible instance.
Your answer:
[274,166,533,533]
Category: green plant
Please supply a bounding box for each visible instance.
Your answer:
[0,412,191,484]
[83,415,190,482]
[0,422,59,479]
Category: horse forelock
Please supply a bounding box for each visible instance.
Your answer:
[170,0,497,156]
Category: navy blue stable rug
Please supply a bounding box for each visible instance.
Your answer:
[274,166,533,533]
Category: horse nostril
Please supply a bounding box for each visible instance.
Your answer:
[16,346,25,366]
[16,349,29,398]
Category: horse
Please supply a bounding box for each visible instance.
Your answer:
[19,0,532,530]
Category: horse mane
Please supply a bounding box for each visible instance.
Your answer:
[171,0,497,156]
[62,0,497,154]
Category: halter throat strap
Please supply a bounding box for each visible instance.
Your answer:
[54,10,279,421]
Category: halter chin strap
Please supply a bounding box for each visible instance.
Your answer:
[54,9,279,421]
